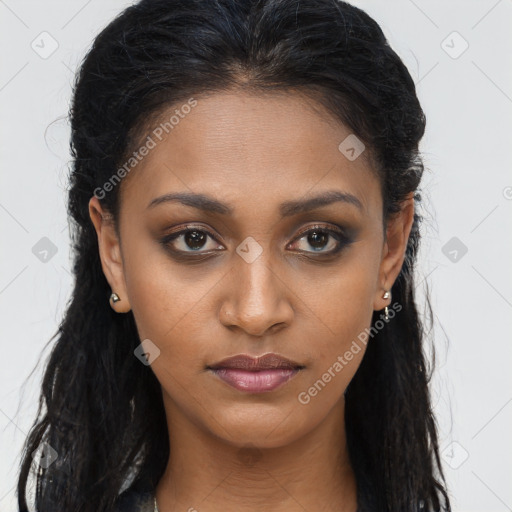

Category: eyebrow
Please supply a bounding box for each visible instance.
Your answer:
[146,190,363,217]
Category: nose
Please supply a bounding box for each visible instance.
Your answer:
[219,253,294,337]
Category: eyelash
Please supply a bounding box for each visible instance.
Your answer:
[160,223,352,260]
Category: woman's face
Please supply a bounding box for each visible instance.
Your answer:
[89,90,413,449]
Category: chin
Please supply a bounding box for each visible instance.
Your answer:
[208,406,311,449]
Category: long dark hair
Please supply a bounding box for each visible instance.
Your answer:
[17,0,451,510]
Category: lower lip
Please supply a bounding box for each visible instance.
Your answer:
[209,368,300,392]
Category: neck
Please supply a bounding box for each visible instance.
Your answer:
[155,396,358,512]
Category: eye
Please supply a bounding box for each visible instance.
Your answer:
[287,225,349,255]
[160,225,224,255]
[160,223,352,260]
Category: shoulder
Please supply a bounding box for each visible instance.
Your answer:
[112,488,154,512]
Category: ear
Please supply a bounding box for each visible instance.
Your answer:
[373,192,415,312]
[88,196,131,313]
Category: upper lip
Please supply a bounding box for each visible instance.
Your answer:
[207,353,304,371]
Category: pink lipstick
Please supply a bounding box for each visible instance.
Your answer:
[207,353,304,393]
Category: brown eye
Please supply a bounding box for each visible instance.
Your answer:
[161,226,224,254]
[181,230,207,250]
[302,230,334,251]
[288,225,351,255]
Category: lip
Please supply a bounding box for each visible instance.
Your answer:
[207,353,305,393]
[208,353,304,371]
[210,368,301,392]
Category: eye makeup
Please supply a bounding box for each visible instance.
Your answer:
[157,221,358,263]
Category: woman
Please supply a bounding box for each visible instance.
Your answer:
[16,0,451,511]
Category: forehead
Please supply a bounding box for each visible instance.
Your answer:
[119,90,382,220]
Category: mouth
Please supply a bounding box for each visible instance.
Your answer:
[206,353,305,393]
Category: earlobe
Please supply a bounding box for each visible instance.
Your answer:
[88,196,132,313]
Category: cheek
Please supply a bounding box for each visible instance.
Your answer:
[295,296,372,412]
[303,250,379,386]
[122,240,223,371]
[309,251,376,332]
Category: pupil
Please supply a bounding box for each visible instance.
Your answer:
[185,231,206,250]
[308,231,327,250]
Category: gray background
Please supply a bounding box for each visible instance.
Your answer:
[1,0,511,510]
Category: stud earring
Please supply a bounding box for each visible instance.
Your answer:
[110,292,121,303]
[382,290,391,320]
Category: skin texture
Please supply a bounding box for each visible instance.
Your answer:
[89,90,414,512]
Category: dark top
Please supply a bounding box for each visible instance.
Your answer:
[113,489,155,512]
[113,489,364,511]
